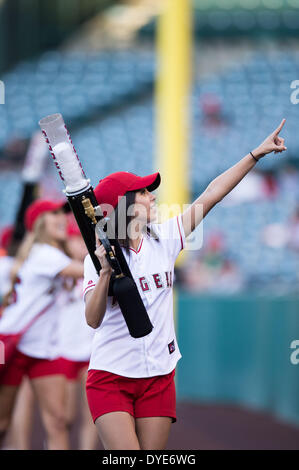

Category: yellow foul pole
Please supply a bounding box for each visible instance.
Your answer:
[155,0,192,384]
[155,0,191,265]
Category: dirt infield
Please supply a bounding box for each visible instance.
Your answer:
[8,401,297,450]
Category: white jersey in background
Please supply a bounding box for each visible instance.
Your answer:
[83,214,186,378]
[57,278,94,362]
[0,255,14,299]
[0,243,70,359]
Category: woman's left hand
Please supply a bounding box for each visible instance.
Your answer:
[252,118,287,159]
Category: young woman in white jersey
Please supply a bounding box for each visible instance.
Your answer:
[0,226,35,450]
[57,220,98,450]
[0,199,84,450]
[84,120,286,450]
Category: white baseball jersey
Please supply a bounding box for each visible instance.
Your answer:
[0,243,71,359]
[57,278,94,362]
[83,214,186,378]
[0,255,14,298]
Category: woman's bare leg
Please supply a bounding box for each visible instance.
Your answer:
[78,367,98,450]
[95,412,140,450]
[31,374,69,450]
[65,380,77,429]
[7,378,34,449]
[0,385,19,448]
[135,417,172,450]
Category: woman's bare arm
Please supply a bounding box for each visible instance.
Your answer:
[182,119,287,237]
[60,261,84,279]
[84,243,113,329]
[85,269,112,329]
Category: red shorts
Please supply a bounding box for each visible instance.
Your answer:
[0,350,65,386]
[86,369,176,424]
[59,357,89,381]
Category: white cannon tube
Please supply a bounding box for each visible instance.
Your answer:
[39,113,89,194]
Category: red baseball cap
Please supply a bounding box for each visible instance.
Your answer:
[94,171,161,216]
[25,199,66,232]
[67,218,81,237]
[0,226,14,251]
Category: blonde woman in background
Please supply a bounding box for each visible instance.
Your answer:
[0,199,83,450]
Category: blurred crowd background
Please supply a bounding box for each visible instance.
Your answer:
[0,0,299,449]
[1,0,299,295]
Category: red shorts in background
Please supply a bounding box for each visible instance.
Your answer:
[59,357,89,381]
[0,349,64,386]
[86,368,176,424]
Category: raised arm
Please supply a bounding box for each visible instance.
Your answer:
[182,119,287,237]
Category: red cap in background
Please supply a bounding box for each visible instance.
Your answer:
[0,226,14,251]
[67,218,81,237]
[25,199,66,232]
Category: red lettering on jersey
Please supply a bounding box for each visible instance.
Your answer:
[139,277,149,291]
[165,271,172,287]
[152,273,163,289]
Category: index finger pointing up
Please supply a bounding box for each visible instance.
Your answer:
[274,118,286,135]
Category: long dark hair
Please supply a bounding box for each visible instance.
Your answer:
[107,189,159,254]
